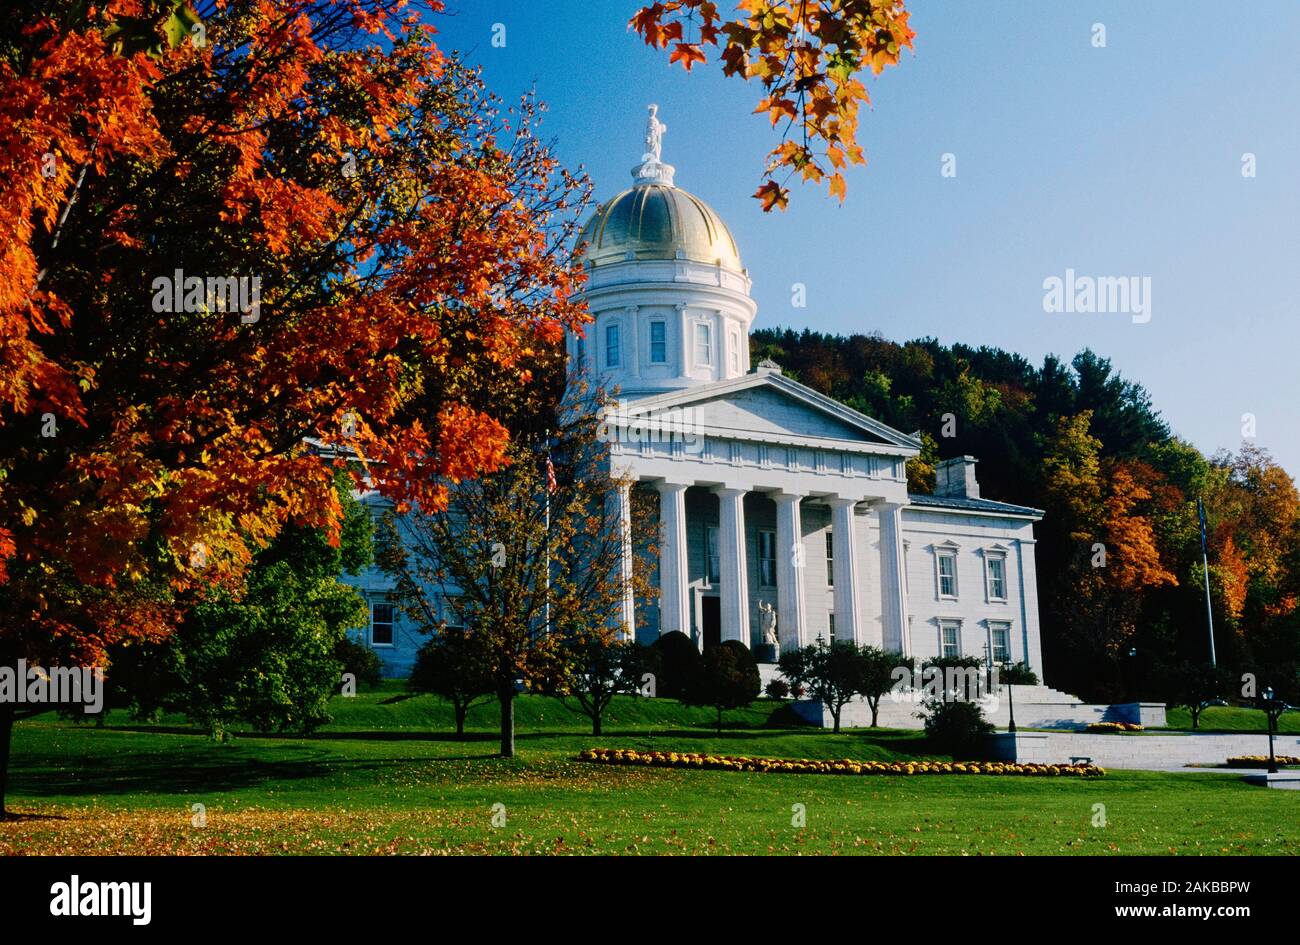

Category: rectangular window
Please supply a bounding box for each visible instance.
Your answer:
[705,526,720,584]
[828,612,836,645]
[987,555,1007,601]
[605,323,621,368]
[440,595,465,633]
[990,623,1011,663]
[371,601,395,646]
[825,531,834,587]
[694,322,712,367]
[649,321,667,363]
[758,530,777,587]
[940,620,961,659]
[729,332,740,373]
[937,551,958,598]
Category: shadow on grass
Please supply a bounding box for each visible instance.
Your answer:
[0,810,71,823]
[8,741,519,799]
[97,723,503,744]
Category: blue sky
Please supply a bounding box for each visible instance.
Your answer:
[431,1,1300,476]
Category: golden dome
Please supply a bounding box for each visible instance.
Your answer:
[577,182,743,272]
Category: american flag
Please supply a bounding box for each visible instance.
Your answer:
[545,454,557,494]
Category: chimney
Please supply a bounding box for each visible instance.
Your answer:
[934,456,980,499]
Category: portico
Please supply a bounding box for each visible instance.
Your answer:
[602,368,920,656]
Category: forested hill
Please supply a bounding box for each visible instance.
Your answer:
[750,328,1300,703]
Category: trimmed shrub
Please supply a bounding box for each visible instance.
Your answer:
[649,630,702,699]
[921,699,995,759]
[764,679,790,700]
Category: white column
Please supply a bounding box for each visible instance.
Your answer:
[656,482,691,638]
[1016,536,1044,677]
[614,481,636,641]
[772,492,807,653]
[828,497,862,645]
[714,487,750,646]
[877,501,911,657]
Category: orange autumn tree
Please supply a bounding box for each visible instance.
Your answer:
[1202,444,1300,651]
[0,0,588,816]
[631,0,914,209]
[1039,413,1181,698]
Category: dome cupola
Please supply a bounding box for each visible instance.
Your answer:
[570,105,757,398]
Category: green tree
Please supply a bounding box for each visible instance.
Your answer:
[858,646,903,728]
[684,641,760,734]
[779,638,867,734]
[408,628,495,738]
[116,476,372,740]
[379,404,656,757]
[1157,662,1230,730]
[559,638,645,736]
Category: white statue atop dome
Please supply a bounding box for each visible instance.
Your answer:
[633,105,675,186]
[642,104,667,163]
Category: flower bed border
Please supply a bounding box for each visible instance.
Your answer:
[577,748,1105,778]
[1225,755,1300,768]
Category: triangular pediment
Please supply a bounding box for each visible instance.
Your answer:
[620,372,920,451]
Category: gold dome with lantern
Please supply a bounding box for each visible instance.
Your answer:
[576,105,743,273]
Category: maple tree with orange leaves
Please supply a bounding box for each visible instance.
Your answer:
[630,0,914,209]
[0,0,590,816]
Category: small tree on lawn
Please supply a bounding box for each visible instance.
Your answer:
[858,647,904,728]
[558,637,644,736]
[684,641,760,734]
[1159,661,1230,730]
[408,628,496,738]
[379,403,656,757]
[778,638,866,734]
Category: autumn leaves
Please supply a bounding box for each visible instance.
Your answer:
[631,0,914,210]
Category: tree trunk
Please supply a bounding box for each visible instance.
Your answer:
[832,706,841,734]
[499,687,515,758]
[0,703,15,821]
[455,702,467,738]
[716,706,722,734]
[869,698,879,728]
[592,712,602,737]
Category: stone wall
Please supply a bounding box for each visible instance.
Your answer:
[988,731,1300,769]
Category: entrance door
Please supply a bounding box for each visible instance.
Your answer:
[701,596,721,650]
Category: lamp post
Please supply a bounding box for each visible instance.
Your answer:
[1263,687,1279,775]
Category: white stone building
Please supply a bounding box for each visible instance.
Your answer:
[345,110,1049,685]
[571,114,1047,677]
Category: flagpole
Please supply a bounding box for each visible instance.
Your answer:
[544,431,552,638]
[1197,496,1217,667]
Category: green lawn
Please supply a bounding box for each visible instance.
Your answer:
[1162,705,1300,734]
[2,685,1296,855]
